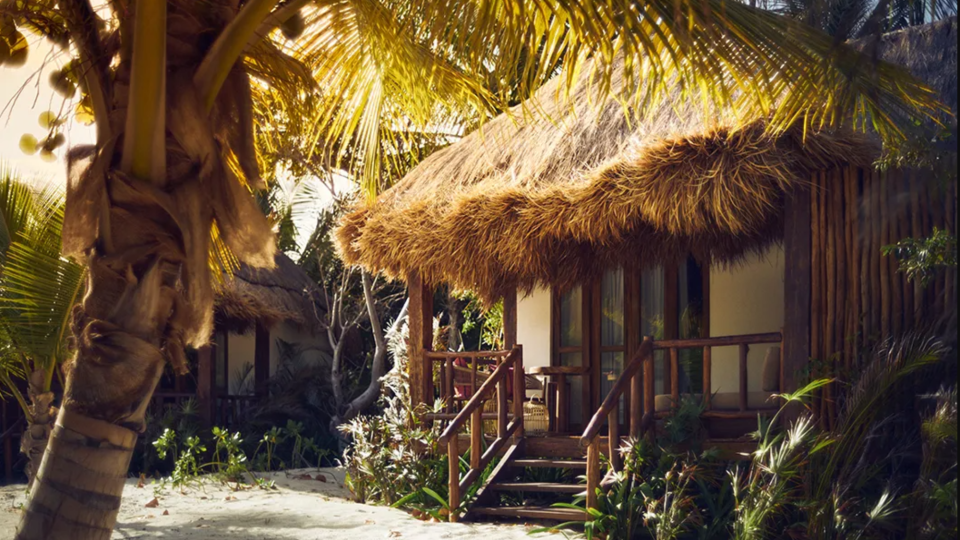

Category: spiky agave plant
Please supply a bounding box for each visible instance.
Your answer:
[732,334,950,540]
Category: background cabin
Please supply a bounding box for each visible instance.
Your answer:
[150,252,330,429]
[336,19,957,522]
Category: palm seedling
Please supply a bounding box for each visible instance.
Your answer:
[0,169,84,486]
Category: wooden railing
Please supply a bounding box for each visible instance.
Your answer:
[580,332,784,509]
[437,346,524,522]
[150,391,259,430]
[425,349,513,418]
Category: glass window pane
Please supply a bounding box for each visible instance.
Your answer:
[641,266,666,395]
[601,351,626,424]
[600,268,625,347]
[559,286,583,347]
[559,352,582,367]
[678,258,706,394]
[215,331,227,390]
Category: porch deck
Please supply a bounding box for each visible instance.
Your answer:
[425,331,785,523]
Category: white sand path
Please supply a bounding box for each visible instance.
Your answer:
[0,469,574,539]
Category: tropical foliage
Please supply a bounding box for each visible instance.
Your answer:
[0,168,84,484]
[550,334,956,540]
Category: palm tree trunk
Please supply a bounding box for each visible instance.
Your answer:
[16,230,174,539]
[20,369,57,488]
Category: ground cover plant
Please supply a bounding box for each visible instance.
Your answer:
[540,334,957,540]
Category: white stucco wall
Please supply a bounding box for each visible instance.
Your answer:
[709,245,785,394]
[518,287,552,369]
[227,332,257,395]
[518,286,552,399]
[226,323,330,395]
[270,322,330,371]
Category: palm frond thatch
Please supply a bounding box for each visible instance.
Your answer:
[215,252,325,334]
[336,18,958,302]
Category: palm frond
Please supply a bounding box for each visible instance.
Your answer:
[0,165,37,255]
[0,186,84,373]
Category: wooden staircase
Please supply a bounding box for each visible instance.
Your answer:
[435,334,781,524]
[465,439,589,523]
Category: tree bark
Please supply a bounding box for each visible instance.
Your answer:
[16,253,172,539]
[20,369,57,488]
[337,273,405,423]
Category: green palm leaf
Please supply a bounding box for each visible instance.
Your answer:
[0,182,84,375]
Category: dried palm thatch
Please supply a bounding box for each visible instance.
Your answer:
[215,253,323,334]
[337,19,957,302]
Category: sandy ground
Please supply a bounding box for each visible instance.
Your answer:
[0,469,572,539]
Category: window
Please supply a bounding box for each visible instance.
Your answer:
[552,257,708,419]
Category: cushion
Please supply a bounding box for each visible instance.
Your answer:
[711,392,779,411]
[655,392,779,412]
[762,346,781,393]
[655,394,703,413]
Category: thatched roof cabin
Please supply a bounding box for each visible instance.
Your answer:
[337,18,957,302]
[215,253,323,333]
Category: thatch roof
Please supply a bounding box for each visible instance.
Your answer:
[215,253,323,334]
[337,19,957,302]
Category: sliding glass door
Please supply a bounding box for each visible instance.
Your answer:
[552,257,708,431]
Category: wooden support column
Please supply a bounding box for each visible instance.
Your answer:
[586,438,601,510]
[408,272,434,411]
[503,285,518,349]
[254,322,271,399]
[783,185,812,398]
[197,345,215,427]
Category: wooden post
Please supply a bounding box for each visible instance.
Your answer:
[739,344,749,412]
[513,345,525,439]
[503,285,518,349]
[197,345,215,427]
[471,408,482,470]
[254,322,271,399]
[498,377,508,438]
[586,438,601,511]
[546,381,557,433]
[670,348,680,406]
[608,405,620,472]
[408,272,434,411]
[703,346,712,411]
[448,435,460,522]
[783,184,812,401]
[445,357,455,414]
[630,372,642,439]
[643,350,655,436]
[557,373,569,433]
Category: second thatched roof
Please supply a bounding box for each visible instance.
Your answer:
[215,253,323,334]
[337,19,957,302]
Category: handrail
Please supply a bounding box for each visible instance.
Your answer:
[425,350,512,360]
[653,332,782,349]
[578,331,786,510]
[581,337,655,446]
[439,347,519,445]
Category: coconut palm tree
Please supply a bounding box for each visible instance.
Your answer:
[0,169,84,486]
[767,0,957,40]
[0,1,947,538]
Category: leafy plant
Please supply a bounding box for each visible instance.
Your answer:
[211,427,248,486]
[883,228,958,286]
[152,429,207,493]
[732,334,953,540]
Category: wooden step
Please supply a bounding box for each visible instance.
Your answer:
[490,482,585,494]
[470,506,588,522]
[511,459,588,469]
